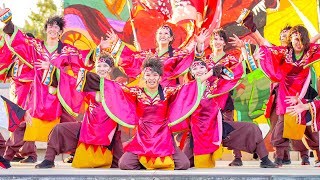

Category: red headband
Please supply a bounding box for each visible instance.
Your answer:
[191,61,206,69]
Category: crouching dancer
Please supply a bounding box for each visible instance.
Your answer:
[35,54,123,168]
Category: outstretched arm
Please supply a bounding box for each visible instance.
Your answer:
[0,4,14,35]
[195,29,210,57]
[236,9,271,46]
[310,33,320,43]
[199,69,214,83]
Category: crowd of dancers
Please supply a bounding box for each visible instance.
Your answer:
[0,5,320,170]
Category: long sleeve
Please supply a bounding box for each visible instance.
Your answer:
[0,37,14,81]
[82,71,139,128]
[166,78,205,126]
[4,26,35,69]
[257,46,287,82]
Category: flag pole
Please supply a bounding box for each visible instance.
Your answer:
[126,0,140,51]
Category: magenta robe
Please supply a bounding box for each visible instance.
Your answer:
[258,44,320,116]
[99,77,204,158]
[0,38,33,109]
[189,56,245,155]
[191,88,222,155]
[8,57,34,108]
[78,91,117,146]
[112,41,194,86]
[43,69,118,147]
[204,53,245,109]
[0,36,14,81]
[6,29,89,121]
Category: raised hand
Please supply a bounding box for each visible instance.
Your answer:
[253,48,265,61]
[0,3,6,13]
[229,34,245,48]
[0,3,11,23]
[100,29,119,50]
[34,59,50,70]
[195,28,210,44]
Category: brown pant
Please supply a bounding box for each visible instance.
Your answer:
[44,122,81,161]
[271,114,292,159]
[60,108,77,123]
[181,135,194,167]
[269,104,292,160]
[223,121,268,159]
[119,144,190,170]
[222,110,243,159]
[45,122,123,167]
[0,133,6,156]
[4,122,37,161]
[3,108,76,161]
[111,131,124,168]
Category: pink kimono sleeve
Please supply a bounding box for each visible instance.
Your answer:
[112,41,144,78]
[303,43,320,68]
[210,61,246,98]
[165,50,195,80]
[6,29,35,68]
[258,46,287,82]
[41,67,85,117]
[166,78,205,127]
[0,37,14,81]
[100,76,139,128]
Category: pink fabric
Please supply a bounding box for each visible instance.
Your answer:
[304,44,320,67]
[186,53,244,156]
[9,30,87,121]
[102,80,139,126]
[0,38,14,81]
[56,70,85,115]
[188,59,244,155]
[167,80,201,125]
[102,79,201,158]
[204,53,245,98]
[78,92,117,146]
[190,97,222,155]
[54,71,118,146]
[259,46,316,115]
[10,80,32,108]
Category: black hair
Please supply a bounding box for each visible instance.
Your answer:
[99,53,114,68]
[26,33,35,38]
[211,29,228,44]
[142,58,163,76]
[192,57,207,67]
[156,25,174,57]
[44,16,66,31]
[189,58,207,79]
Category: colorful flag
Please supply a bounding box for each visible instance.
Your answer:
[0,95,26,132]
